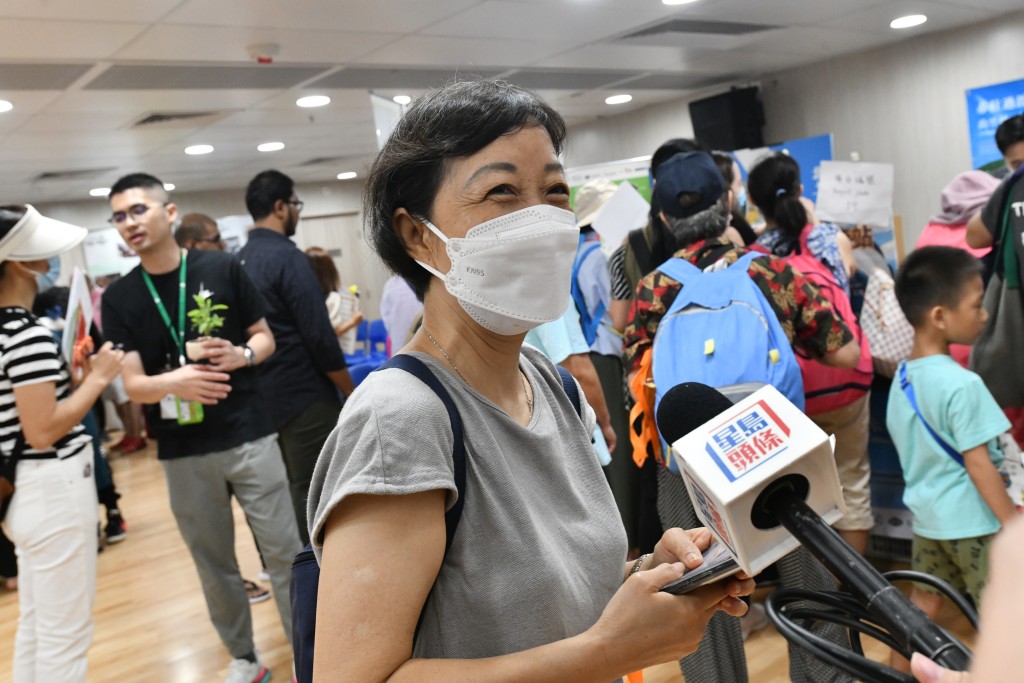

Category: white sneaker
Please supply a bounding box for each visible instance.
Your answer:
[223,658,271,683]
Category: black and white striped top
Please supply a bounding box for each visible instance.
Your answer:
[0,307,90,460]
[609,245,632,300]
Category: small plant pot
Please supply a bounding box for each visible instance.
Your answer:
[185,338,210,362]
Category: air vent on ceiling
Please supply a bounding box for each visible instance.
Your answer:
[623,19,777,39]
[33,167,117,182]
[132,111,227,128]
[298,156,346,167]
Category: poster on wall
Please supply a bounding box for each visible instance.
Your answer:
[966,77,1024,174]
[566,156,653,203]
[731,133,834,204]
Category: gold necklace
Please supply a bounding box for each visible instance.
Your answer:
[421,328,533,418]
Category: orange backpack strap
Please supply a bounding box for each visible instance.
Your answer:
[628,348,662,468]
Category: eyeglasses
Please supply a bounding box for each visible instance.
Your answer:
[109,202,167,226]
[197,233,223,244]
[287,199,304,212]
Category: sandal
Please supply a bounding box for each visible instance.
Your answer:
[244,579,270,604]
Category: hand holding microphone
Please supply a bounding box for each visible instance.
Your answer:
[655,381,972,679]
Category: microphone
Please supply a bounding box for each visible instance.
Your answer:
[656,382,971,673]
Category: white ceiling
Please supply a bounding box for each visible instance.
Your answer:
[0,0,1014,205]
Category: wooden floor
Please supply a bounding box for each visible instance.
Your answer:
[0,440,976,682]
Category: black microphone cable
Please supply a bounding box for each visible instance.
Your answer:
[764,570,977,683]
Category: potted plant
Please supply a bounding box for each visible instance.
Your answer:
[184,285,228,361]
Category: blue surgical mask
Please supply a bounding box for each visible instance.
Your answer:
[35,257,60,293]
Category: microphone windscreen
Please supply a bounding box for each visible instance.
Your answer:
[656,382,735,446]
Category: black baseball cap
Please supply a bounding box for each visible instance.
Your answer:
[653,152,725,219]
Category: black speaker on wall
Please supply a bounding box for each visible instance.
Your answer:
[688,86,765,151]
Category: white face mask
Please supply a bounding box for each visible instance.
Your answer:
[415,205,580,335]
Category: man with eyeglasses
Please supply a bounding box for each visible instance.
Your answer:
[175,212,225,251]
[238,169,354,548]
[100,173,301,683]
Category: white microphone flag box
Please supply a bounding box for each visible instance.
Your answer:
[672,385,846,575]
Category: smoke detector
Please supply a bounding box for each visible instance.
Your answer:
[248,43,281,64]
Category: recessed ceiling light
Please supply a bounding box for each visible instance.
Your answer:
[296,95,331,108]
[0,100,12,113]
[336,172,357,180]
[163,183,176,191]
[258,141,285,152]
[662,0,699,4]
[89,187,110,197]
[890,14,927,29]
[393,95,412,105]
[185,144,214,155]
[605,94,633,105]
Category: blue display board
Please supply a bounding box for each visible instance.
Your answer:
[966,78,1024,172]
[731,133,834,204]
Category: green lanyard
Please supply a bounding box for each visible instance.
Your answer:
[141,251,187,367]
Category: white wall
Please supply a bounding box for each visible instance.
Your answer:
[564,97,696,168]
[762,11,1024,247]
[564,10,1024,250]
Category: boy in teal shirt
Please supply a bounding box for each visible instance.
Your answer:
[887,246,1016,671]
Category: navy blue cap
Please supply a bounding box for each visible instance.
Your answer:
[653,151,725,219]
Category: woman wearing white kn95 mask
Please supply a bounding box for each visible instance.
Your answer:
[303,80,754,683]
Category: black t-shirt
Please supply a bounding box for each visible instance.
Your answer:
[102,249,272,459]
[980,169,1024,281]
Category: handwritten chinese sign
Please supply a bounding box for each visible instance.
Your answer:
[705,401,792,482]
[816,160,894,228]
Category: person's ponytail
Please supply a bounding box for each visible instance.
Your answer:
[772,192,806,239]
[747,153,806,240]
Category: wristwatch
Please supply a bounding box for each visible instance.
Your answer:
[242,344,255,367]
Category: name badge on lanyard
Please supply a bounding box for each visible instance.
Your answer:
[144,252,205,426]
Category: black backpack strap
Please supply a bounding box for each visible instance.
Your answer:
[628,228,654,276]
[378,355,466,553]
[555,365,583,420]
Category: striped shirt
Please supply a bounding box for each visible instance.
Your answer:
[609,245,632,300]
[0,307,90,460]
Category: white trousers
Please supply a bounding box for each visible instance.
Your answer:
[2,447,98,683]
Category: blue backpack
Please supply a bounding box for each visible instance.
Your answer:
[651,252,804,473]
[290,354,582,683]
[570,235,607,347]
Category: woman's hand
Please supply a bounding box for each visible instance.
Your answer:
[82,341,125,387]
[649,527,713,572]
[590,560,755,671]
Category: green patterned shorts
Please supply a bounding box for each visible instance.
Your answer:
[911,534,994,602]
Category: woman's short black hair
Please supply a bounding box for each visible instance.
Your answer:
[363,79,566,299]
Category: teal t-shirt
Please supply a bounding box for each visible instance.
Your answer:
[887,355,1011,540]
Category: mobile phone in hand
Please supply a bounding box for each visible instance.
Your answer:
[660,541,741,595]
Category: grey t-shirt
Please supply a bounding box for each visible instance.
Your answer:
[308,346,628,660]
